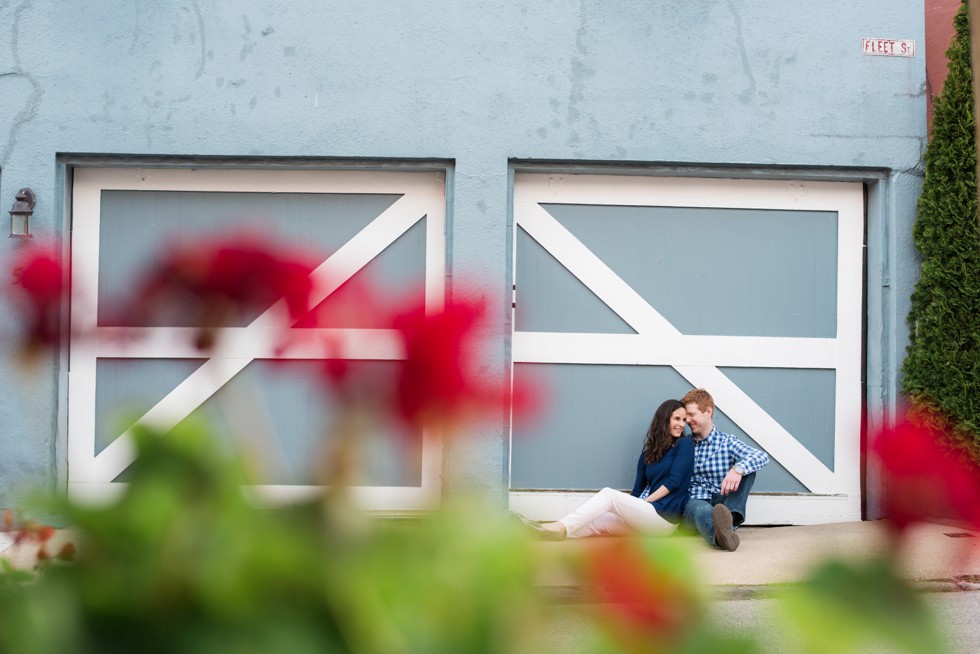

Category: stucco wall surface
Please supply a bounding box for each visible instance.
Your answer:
[0,1,926,506]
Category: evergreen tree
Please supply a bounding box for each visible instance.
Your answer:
[902,1,980,451]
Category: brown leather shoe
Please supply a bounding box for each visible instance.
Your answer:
[712,504,740,551]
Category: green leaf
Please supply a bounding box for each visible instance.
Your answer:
[776,558,947,654]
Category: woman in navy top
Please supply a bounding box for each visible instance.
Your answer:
[529,399,695,539]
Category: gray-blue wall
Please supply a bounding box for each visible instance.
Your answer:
[0,1,925,509]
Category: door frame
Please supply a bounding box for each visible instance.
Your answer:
[67,166,447,511]
[508,173,865,525]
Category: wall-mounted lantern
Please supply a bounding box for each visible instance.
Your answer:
[9,188,36,238]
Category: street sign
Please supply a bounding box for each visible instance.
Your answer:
[862,37,915,57]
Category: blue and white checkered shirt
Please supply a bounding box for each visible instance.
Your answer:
[688,427,769,500]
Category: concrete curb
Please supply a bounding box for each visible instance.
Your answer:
[709,575,980,600]
[540,575,980,605]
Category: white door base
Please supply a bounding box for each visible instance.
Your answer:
[509,490,861,526]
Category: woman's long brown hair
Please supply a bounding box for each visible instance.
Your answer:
[642,399,685,464]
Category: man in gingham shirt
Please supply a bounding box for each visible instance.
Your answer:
[680,388,769,551]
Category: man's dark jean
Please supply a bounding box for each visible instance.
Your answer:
[682,473,756,548]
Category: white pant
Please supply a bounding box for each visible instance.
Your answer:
[559,487,676,538]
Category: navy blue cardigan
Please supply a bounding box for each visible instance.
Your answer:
[629,437,695,523]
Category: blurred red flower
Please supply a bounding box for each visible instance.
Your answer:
[10,247,65,352]
[36,525,56,543]
[392,300,484,426]
[584,538,698,646]
[315,292,540,437]
[12,519,49,546]
[134,236,317,350]
[870,414,980,534]
[57,541,77,561]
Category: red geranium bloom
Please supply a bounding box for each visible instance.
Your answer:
[134,235,317,350]
[870,414,980,534]
[10,247,65,352]
[389,296,539,433]
[56,541,77,561]
[584,538,698,646]
[310,288,539,440]
[392,299,489,427]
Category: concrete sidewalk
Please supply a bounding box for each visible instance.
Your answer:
[4,521,979,595]
[535,520,980,595]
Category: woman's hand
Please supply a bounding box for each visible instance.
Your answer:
[645,485,670,503]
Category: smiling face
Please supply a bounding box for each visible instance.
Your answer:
[684,402,713,439]
[669,407,687,438]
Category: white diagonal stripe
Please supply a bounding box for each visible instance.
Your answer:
[516,201,837,492]
[518,203,679,335]
[92,357,248,479]
[92,191,429,481]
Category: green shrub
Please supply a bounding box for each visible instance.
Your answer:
[902,0,980,452]
[0,421,552,654]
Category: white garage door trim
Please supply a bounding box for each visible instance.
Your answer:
[509,173,864,525]
[68,167,446,510]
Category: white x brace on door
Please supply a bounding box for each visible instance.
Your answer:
[510,174,864,525]
[68,167,446,510]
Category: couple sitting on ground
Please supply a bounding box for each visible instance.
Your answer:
[529,388,769,551]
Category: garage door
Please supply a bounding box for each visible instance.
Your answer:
[509,173,863,525]
[68,167,446,511]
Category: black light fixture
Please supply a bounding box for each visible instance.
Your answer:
[9,188,36,238]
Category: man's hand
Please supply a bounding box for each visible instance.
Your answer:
[720,469,742,496]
